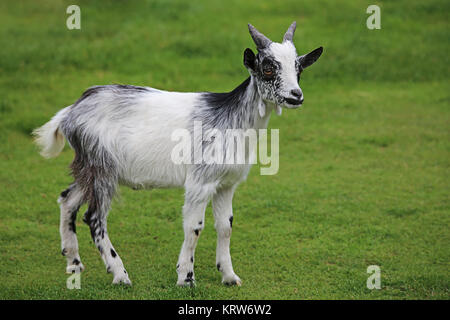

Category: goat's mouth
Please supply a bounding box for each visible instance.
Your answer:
[283,97,303,108]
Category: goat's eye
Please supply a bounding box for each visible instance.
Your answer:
[263,68,273,77]
[261,58,276,78]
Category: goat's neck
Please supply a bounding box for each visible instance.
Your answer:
[240,76,273,131]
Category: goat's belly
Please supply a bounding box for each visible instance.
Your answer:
[116,132,189,189]
[119,159,187,189]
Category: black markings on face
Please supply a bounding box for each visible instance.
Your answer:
[198,221,202,225]
[124,270,127,274]
[295,59,302,82]
[253,52,285,105]
[190,256,194,263]
[110,249,117,258]
[73,258,80,265]
[97,245,103,254]
[229,216,233,228]
[61,248,67,256]
[107,266,111,273]
[194,229,200,236]
[261,58,277,80]
[216,263,221,271]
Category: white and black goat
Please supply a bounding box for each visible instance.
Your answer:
[33,22,322,286]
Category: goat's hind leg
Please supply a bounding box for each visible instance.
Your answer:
[59,183,85,274]
[83,183,131,285]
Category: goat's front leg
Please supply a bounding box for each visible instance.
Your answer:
[213,186,241,286]
[176,195,208,286]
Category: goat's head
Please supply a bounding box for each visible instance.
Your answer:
[244,22,323,109]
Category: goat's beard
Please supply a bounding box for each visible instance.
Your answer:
[259,99,283,116]
[275,104,283,115]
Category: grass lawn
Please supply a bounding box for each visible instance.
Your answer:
[0,0,448,299]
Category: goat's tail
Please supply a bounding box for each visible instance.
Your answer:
[32,107,70,158]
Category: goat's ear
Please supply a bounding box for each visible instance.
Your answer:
[243,48,256,71]
[298,47,323,69]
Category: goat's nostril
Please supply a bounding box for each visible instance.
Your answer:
[291,89,302,98]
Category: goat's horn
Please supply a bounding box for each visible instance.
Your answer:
[248,23,272,49]
[283,21,297,42]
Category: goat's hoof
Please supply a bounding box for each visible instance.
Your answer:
[66,262,84,274]
[177,278,196,287]
[112,274,132,286]
[222,274,242,286]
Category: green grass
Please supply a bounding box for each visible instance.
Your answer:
[0,0,449,299]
